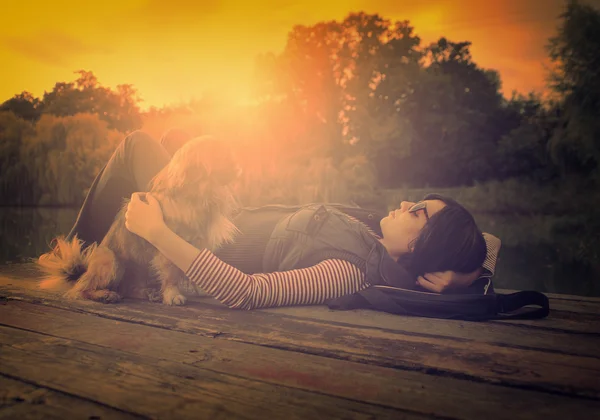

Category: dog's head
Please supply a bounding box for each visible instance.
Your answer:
[149,135,240,248]
[150,135,239,195]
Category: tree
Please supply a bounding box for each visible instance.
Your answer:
[340,14,422,182]
[391,38,507,187]
[20,113,123,205]
[493,93,559,182]
[254,19,346,160]
[0,92,41,121]
[0,111,35,204]
[42,70,143,132]
[547,0,600,179]
[254,13,519,188]
[254,13,424,189]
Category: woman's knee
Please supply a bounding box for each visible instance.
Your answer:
[117,131,169,165]
[122,131,158,155]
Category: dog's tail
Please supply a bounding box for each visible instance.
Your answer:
[37,236,97,292]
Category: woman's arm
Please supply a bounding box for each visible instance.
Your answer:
[147,223,201,273]
[124,193,198,272]
[481,232,501,277]
[417,233,501,293]
[143,219,370,309]
[185,250,367,309]
[125,193,369,309]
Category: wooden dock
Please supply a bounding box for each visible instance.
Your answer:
[1,263,599,419]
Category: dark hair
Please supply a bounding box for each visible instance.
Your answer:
[397,193,487,277]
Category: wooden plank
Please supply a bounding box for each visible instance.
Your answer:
[515,299,600,315]
[494,311,600,333]
[187,292,600,329]
[0,375,142,420]
[189,284,600,324]
[498,288,600,304]
[3,301,599,420]
[186,293,600,336]
[0,326,420,420]
[3,265,599,334]
[200,299,600,356]
[1,287,599,400]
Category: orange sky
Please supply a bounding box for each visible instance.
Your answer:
[0,0,576,108]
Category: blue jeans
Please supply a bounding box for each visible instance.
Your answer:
[66,131,171,246]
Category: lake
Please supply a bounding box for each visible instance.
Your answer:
[1,207,598,297]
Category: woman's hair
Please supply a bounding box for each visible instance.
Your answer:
[397,193,487,277]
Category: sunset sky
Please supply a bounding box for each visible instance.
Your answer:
[0,0,590,108]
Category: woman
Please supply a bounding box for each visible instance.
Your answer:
[64,130,500,310]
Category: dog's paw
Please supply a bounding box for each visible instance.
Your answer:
[146,288,163,303]
[84,289,121,304]
[63,289,83,300]
[162,287,186,306]
[102,290,122,304]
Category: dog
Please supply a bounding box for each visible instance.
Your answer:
[37,135,239,305]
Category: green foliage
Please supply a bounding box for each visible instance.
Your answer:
[41,70,143,133]
[393,38,507,187]
[497,96,558,182]
[1,71,143,134]
[18,113,123,205]
[547,0,600,178]
[0,111,35,205]
[0,92,41,122]
[254,13,535,189]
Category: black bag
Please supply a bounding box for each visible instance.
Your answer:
[326,286,550,321]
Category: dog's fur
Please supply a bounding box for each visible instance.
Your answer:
[37,135,239,305]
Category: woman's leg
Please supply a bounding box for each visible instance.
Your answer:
[66,131,171,246]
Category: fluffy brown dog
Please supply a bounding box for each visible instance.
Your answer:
[37,135,239,305]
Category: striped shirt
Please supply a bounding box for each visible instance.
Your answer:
[185,232,501,310]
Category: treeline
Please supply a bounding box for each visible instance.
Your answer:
[1,0,599,208]
[0,71,139,206]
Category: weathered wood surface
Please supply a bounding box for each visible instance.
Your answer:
[1,326,418,420]
[1,263,599,420]
[0,375,141,420]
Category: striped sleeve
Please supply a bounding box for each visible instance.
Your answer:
[479,233,501,295]
[185,249,369,310]
[481,233,501,277]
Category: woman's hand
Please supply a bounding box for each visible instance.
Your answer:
[417,267,483,293]
[124,192,202,274]
[125,193,166,244]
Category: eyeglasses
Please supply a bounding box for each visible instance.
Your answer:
[408,201,429,221]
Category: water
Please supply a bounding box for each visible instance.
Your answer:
[0,207,79,263]
[475,213,599,297]
[1,207,598,297]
